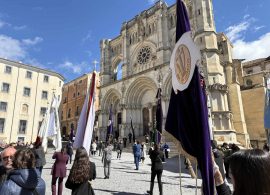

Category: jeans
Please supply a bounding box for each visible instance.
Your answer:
[134,155,140,170]
[104,161,111,178]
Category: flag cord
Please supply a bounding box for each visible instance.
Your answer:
[178,153,182,195]
[195,161,198,195]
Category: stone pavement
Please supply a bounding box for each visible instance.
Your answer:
[42,149,202,195]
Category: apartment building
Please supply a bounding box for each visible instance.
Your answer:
[0,58,64,143]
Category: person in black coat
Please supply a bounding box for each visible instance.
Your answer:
[147,144,164,195]
[65,147,96,195]
[214,149,270,195]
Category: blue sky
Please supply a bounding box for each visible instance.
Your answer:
[0,0,269,81]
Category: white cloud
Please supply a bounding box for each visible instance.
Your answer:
[225,15,270,61]
[0,34,44,62]
[225,21,250,43]
[82,31,93,43]
[58,61,91,74]
[22,37,43,46]
[254,25,265,32]
[0,35,26,60]
[232,33,270,61]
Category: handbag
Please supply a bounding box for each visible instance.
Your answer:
[72,181,95,195]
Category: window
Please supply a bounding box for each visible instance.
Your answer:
[75,106,79,116]
[59,81,62,87]
[0,102,7,112]
[23,87,31,96]
[5,66,12,74]
[73,93,76,98]
[42,91,48,99]
[79,80,82,84]
[18,120,27,134]
[247,70,253,74]
[77,92,80,96]
[40,107,47,115]
[26,71,32,79]
[43,75,49,83]
[2,83,10,93]
[63,97,67,103]
[17,137,25,142]
[0,118,5,133]
[246,79,253,86]
[68,109,71,118]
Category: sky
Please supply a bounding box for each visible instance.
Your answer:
[0,0,270,81]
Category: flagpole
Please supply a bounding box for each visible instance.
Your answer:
[178,153,182,195]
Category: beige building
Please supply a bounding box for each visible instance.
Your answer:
[59,72,100,139]
[235,57,270,148]
[97,0,250,147]
[0,58,64,144]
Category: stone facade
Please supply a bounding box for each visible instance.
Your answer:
[0,58,64,143]
[59,72,100,139]
[235,57,270,148]
[97,0,249,146]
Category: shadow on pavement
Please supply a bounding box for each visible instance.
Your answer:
[94,188,143,195]
[163,155,202,179]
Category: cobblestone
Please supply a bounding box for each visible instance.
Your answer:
[42,149,202,195]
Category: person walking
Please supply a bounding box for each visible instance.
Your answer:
[162,143,170,159]
[66,141,73,164]
[51,148,69,195]
[91,141,97,156]
[132,141,141,170]
[147,144,164,195]
[98,141,103,156]
[0,148,46,195]
[32,137,46,175]
[141,142,147,164]
[116,140,123,159]
[65,147,96,195]
[102,143,113,179]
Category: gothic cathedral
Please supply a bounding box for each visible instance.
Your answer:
[97,0,250,147]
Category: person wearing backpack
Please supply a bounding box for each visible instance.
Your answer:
[102,143,113,179]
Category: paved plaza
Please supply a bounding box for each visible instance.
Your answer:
[42,148,202,195]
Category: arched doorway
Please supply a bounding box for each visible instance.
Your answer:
[143,107,149,135]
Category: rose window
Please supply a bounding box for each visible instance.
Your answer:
[137,46,151,65]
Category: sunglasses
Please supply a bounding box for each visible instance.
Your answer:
[2,155,14,161]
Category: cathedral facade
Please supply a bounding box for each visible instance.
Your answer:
[97,0,250,147]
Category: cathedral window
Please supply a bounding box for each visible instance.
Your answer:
[246,79,253,86]
[137,46,152,65]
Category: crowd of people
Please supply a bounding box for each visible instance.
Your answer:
[0,136,269,195]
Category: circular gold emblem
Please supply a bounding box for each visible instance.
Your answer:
[174,44,191,84]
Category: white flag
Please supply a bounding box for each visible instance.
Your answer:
[49,95,62,151]
[74,72,96,155]
[38,107,50,152]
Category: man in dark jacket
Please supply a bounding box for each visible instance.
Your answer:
[0,147,16,185]
[147,144,164,195]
